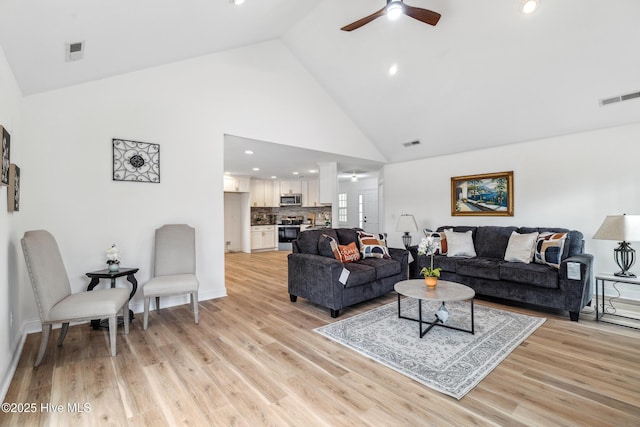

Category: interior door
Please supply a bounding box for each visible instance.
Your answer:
[362,189,379,235]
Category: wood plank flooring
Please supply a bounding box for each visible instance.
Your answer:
[3,251,640,426]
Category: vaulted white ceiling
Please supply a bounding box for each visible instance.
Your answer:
[1,0,639,166]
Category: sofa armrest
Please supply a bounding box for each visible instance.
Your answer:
[559,253,594,312]
[388,247,410,279]
[287,253,346,310]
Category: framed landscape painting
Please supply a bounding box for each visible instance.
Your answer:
[451,171,514,216]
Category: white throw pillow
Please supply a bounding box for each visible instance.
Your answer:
[504,231,539,263]
[445,230,477,258]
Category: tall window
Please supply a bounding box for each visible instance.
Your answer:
[338,193,348,223]
[358,194,364,229]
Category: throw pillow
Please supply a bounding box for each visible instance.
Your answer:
[319,234,340,260]
[504,231,539,263]
[534,232,568,269]
[338,242,361,263]
[357,231,390,259]
[444,230,476,258]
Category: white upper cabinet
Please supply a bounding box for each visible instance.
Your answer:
[224,175,250,192]
[279,180,302,195]
[250,179,278,207]
[304,178,320,207]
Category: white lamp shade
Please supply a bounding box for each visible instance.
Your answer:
[396,214,418,232]
[593,214,640,241]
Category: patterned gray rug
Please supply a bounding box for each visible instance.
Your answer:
[315,298,545,399]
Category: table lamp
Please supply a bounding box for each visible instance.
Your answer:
[593,214,640,277]
[396,214,418,249]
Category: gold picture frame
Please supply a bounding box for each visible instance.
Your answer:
[451,171,514,216]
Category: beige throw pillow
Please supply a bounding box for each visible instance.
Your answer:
[504,231,539,263]
[445,230,477,258]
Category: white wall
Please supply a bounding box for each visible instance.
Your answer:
[1,39,383,395]
[383,123,640,300]
[0,43,23,400]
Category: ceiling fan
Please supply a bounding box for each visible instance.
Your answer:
[341,0,441,32]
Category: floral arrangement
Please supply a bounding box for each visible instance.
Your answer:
[106,244,120,266]
[417,236,441,278]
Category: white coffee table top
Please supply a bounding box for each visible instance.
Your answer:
[394,279,475,302]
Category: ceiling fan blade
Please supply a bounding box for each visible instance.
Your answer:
[340,7,386,31]
[403,5,441,26]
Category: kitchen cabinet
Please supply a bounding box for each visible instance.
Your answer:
[303,178,320,207]
[279,180,302,195]
[250,179,277,207]
[224,175,250,192]
[251,225,276,251]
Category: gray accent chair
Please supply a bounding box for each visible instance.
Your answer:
[21,230,130,367]
[143,224,199,329]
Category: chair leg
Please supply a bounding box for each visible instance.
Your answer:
[192,292,199,324]
[155,296,160,310]
[34,324,52,367]
[57,322,69,346]
[109,316,117,357]
[123,304,130,335]
[143,297,150,330]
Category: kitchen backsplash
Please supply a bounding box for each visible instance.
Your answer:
[252,206,332,226]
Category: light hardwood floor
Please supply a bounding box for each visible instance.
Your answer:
[3,251,640,426]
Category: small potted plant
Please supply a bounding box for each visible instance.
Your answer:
[418,236,441,288]
[106,244,120,272]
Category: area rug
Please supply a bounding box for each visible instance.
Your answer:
[314,299,545,399]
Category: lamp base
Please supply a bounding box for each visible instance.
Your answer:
[401,232,412,249]
[614,270,637,278]
[614,241,636,278]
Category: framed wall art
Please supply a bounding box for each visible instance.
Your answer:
[7,163,20,212]
[1,126,10,186]
[451,171,514,216]
[112,138,160,183]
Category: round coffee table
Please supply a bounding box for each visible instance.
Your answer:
[394,279,475,338]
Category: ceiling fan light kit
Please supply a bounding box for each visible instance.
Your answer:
[341,0,441,32]
[386,1,404,20]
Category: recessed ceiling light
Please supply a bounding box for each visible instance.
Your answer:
[252,167,259,171]
[309,169,318,173]
[389,64,398,76]
[271,176,277,179]
[244,150,254,155]
[522,0,539,14]
[233,0,245,5]
[292,171,299,175]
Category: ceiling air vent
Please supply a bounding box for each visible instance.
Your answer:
[65,41,84,62]
[402,140,421,148]
[600,90,640,107]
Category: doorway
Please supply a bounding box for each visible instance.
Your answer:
[361,189,379,235]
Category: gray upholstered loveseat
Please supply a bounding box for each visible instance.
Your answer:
[288,228,409,317]
[409,226,593,321]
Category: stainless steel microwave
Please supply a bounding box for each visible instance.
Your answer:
[280,193,302,206]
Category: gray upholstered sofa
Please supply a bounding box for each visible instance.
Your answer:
[409,226,593,321]
[288,228,409,317]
